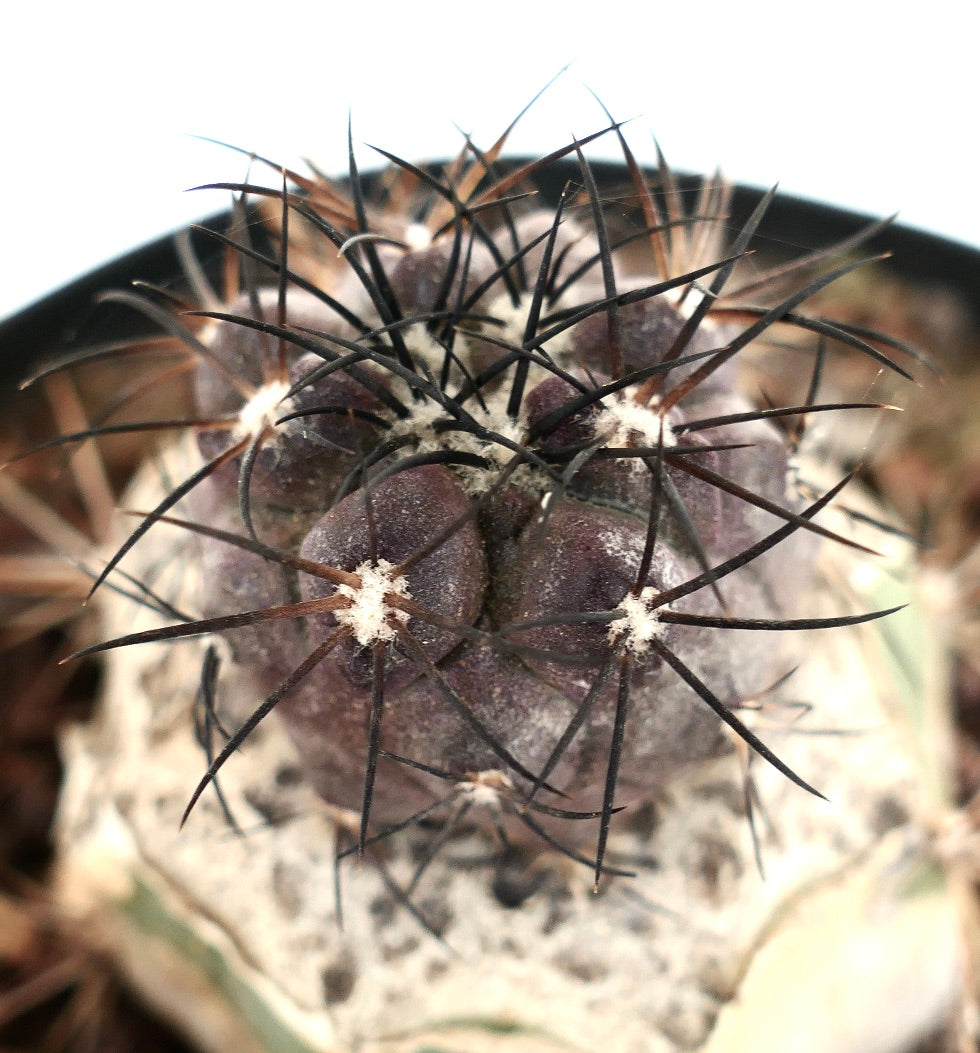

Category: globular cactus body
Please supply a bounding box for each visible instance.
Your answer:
[58,122,911,881]
[17,113,958,1053]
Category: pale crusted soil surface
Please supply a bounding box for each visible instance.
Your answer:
[44,432,956,1053]
[1,252,978,1053]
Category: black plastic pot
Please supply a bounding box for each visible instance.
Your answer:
[1,161,977,388]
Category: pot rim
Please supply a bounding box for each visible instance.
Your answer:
[3,159,977,387]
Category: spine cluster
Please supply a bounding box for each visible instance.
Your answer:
[24,118,917,887]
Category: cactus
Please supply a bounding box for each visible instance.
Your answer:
[18,115,920,894]
[15,107,963,1053]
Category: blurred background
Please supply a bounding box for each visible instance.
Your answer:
[1,0,976,322]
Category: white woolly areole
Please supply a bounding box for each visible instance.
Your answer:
[386,398,448,450]
[381,322,451,390]
[403,223,432,251]
[460,770,514,809]
[593,392,676,454]
[479,291,575,373]
[387,384,540,496]
[454,390,537,494]
[234,380,292,439]
[472,392,528,468]
[334,559,411,646]
[609,586,668,654]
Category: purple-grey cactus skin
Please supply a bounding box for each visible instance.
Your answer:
[59,135,910,877]
[183,195,821,845]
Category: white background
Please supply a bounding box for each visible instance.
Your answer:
[2,1,975,321]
